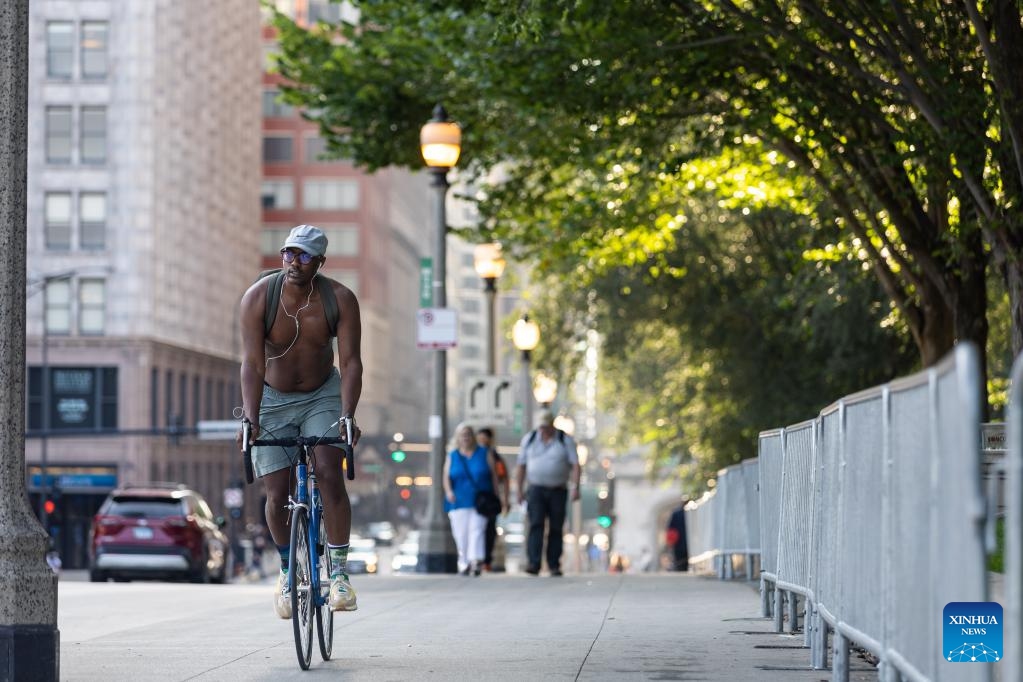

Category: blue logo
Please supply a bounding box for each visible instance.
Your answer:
[943,602,1002,663]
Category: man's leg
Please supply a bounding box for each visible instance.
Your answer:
[546,487,568,573]
[261,468,293,619]
[483,513,497,567]
[314,445,357,611]
[525,486,547,573]
[313,445,351,546]
[262,468,293,550]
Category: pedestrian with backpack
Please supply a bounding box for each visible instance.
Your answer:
[515,410,580,576]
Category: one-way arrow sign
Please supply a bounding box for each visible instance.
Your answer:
[463,374,515,427]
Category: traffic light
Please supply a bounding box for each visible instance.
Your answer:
[399,488,412,501]
[596,476,615,528]
[43,499,56,515]
[391,449,407,463]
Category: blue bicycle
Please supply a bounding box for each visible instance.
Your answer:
[242,417,355,670]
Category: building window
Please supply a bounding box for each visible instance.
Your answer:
[79,192,106,249]
[45,279,71,334]
[46,22,74,78]
[165,370,174,428]
[262,90,293,118]
[334,269,360,295]
[46,106,72,163]
[305,135,342,163]
[461,299,480,314]
[192,375,201,426]
[302,179,359,210]
[462,321,480,336]
[81,22,109,79]
[307,0,343,23]
[262,135,294,163]
[78,278,105,335]
[151,368,159,429]
[44,192,72,250]
[261,180,295,209]
[205,378,213,420]
[27,366,118,431]
[80,106,107,164]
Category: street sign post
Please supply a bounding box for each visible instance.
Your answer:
[463,374,516,427]
[419,258,433,308]
[416,308,458,349]
[197,420,241,440]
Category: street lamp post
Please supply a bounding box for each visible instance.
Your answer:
[512,315,539,432]
[31,271,74,530]
[417,104,461,573]
[473,243,505,375]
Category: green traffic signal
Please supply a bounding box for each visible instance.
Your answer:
[596,515,612,528]
[391,450,407,463]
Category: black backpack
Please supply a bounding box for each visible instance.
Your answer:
[525,428,566,447]
[257,269,339,337]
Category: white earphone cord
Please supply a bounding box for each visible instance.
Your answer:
[265,279,314,365]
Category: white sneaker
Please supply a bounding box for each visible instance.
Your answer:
[329,575,357,612]
[274,571,291,619]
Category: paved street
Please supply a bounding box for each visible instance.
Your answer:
[57,572,880,681]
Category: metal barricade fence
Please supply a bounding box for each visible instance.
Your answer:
[1005,356,1023,682]
[686,490,717,571]
[688,344,988,681]
[758,343,988,681]
[758,430,784,615]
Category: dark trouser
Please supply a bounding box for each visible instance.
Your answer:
[484,513,497,566]
[526,485,568,571]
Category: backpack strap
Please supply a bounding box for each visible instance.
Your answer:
[315,275,339,337]
[526,428,565,447]
[263,271,284,336]
[261,272,339,338]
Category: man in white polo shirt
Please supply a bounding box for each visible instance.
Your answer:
[515,410,580,576]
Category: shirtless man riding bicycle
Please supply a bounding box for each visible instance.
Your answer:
[239,224,363,616]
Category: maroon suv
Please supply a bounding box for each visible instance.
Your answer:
[89,484,230,583]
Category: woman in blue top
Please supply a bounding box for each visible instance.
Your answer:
[443,423,503,576]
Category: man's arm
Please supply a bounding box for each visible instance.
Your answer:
[566,436,581,501]
[239,281,268,440]
[515,435,530,504]
[334,283,363,446]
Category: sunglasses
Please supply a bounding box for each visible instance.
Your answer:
[281,249,318,265]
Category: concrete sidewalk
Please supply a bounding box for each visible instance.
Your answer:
[57,572,880,681]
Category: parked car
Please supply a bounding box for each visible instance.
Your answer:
[364,521,397,546]
[346,535,379,575]
[498,510,525,552]
[89,483,229,583]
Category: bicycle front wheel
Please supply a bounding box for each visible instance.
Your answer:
[289,506,314,670]
[316,549,334,660]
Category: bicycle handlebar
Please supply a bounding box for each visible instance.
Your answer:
[241,420,356,483]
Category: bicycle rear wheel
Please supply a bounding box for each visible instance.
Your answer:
[289,507,314,670]
[316,549,334,660]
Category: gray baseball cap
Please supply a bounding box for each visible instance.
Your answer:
[282,224,328,257]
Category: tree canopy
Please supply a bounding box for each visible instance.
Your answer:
[270,0,1020,487]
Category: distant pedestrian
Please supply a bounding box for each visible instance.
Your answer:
[516,410,580,577]
[444,423,503,576]
[45,549,62,574]
[476,426,510,571]
[666,497,690,572]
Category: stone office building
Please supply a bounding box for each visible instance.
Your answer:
[24,0,263,568]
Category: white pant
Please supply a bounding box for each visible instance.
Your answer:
[447,507,487,571]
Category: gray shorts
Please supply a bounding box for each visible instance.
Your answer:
[252,369,342,477]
